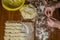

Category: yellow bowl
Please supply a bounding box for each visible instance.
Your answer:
[2,0,25,11]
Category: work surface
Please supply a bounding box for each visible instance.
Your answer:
[0,0,60,40]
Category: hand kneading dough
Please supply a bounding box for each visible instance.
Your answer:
[20,4,37,19]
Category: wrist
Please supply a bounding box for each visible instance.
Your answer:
[54,3,59,9]
[51,5,56,10]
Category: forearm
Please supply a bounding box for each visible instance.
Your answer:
[54,1,60,9]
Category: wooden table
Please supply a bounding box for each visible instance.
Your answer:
[0,0,60,40]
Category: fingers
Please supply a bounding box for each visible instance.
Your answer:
[45,7,53,17]
[47,18,53,22]
[51,10,53,17]
[47,18,55,27]
[47,19,53,27]
[45,8,49,17]
[47,17,57,22]
[45,9,51,17]
[50,17,57,21]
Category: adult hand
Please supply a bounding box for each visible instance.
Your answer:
[47,17,60,29]
[45,6,55,17]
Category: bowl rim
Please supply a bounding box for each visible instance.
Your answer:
[2,0,25,11]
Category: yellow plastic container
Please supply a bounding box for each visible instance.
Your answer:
[2,0,25,11]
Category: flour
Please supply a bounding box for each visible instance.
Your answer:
[36,27,49,40]
[29,0,55,40]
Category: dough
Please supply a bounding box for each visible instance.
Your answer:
[20,4,37,19]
